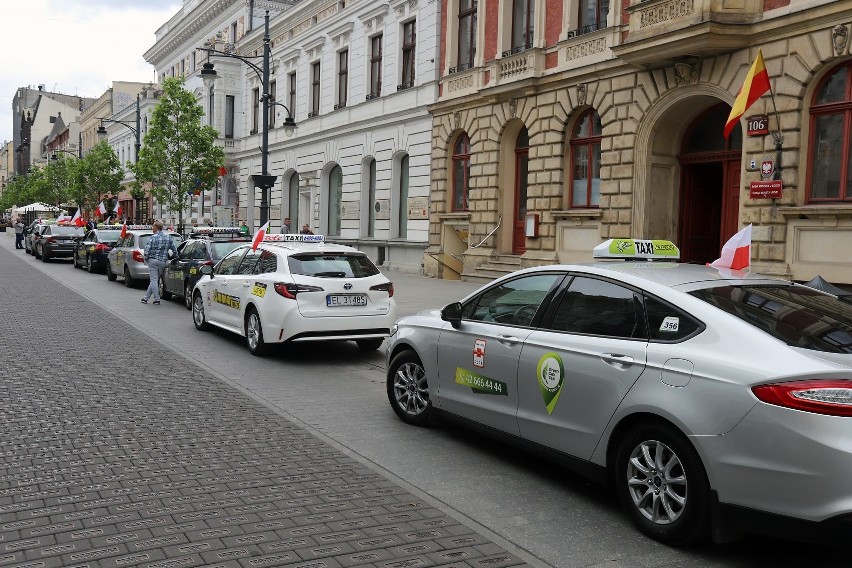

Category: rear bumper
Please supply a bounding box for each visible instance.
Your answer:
[44,245,75,257]
[271,312,395,344]
[715,496,852,543]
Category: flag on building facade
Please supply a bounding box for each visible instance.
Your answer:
[724,49,771,139]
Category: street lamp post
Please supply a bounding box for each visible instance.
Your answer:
[200,10,296,227]
[97,94,142,222]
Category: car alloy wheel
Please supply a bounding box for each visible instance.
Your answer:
[87,256,95,273]
[615,423,710,545]
[184,281,193,310]
[106,263,117,281]
[387,350,431,426]
[245,309,268,356]
[192,293,209,330]
[124,266,134,288]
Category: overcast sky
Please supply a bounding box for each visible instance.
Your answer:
[1,0,182,144]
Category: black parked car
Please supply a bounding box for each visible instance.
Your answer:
[24,221,49,255]
[36,224,85,261]
[73,227,124,273]
[161,228,252,309]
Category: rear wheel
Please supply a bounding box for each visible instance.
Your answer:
[106,262,117,281]
[87,256,95,273]
[245,308,268,356]
[356,338,384,352]
[192,292,209,330]
[41,248,50,262]
[34,244,41,259]
[73,253,81,268]
[123,266,134,288]
[615,422,711,545]
[184,281,193,310]
[387,350,432,426]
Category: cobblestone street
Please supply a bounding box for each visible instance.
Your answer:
[0,244,528,568]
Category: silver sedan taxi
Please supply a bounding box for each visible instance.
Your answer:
[386,238,852,545]
[192,234,396,355]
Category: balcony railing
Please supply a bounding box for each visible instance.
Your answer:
[565,21,607,40]
[448,62,473,74]
[334,102,347,110]
[397,82,414,91]
[501,43,532,58]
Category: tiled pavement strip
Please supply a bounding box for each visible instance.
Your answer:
[0,245,532,567]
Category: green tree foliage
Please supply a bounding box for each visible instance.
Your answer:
[74,141,123,211]
[130,77,224,231]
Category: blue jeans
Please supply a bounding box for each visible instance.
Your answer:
[145,258,166,301]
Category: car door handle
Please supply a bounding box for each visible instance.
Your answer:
[601,353,635,368]
[497,334,520,346]
[242,283,250,288]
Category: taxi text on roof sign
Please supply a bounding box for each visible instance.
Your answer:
[192,227,243,234]
[263,233,325,243]
[593,239,680,261]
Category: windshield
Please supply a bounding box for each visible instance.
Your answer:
[690,285,852,354]
[288,253,380,278]
[52,226,85,236]
[211,241,249,260]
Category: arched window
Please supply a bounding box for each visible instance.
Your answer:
[569,109,603,208]
[397,154,409,238]
[288,173,300,232]
[452,133,471,211]
[328,165,343,235]
[809,62,852,202]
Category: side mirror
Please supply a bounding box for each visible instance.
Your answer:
[200,265,213,277]
[440,302,463,329]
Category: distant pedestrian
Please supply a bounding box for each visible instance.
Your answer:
[282,217,291,233]
[14,219,25,249]
[240,221,249,236]
[300,224,314,235]
[205,218,214,227]
[141,221,178,306]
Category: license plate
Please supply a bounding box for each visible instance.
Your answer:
[327,294,367,307]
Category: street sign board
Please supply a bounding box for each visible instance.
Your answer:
[746,114,770,136]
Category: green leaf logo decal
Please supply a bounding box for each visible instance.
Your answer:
[537,352,564,415]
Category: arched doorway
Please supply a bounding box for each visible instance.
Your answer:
[678,103,742,264]
[513,127,530,254]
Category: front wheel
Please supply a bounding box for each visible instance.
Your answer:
[387,350,432,426]
[614,422,710,545]
[106,262,117,281]
[192,292,209,331]
[73,253,81,269]
[245,309,268,356]
[356,338,383,352]
[159,277,173,300]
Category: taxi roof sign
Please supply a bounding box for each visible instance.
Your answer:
[263,233,325,243]
[593,239,679,261]
[191,226,242,234]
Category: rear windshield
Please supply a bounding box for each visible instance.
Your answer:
[288,253,380,278]
[52,226,85,236]
[690,285,852,353]
[138,233,183,249]
[98,230,122,242]
[211,241,249,260]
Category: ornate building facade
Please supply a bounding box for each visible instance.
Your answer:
[427,0,852,285]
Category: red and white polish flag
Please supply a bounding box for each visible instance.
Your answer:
[97,201,107,216]
[710,224,752,270]
[251,221,269,251]
[70,209,85,227]
[113,201,123,218]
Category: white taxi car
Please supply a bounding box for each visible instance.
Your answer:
[192,234,396,355]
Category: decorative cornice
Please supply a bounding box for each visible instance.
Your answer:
[144,0,236,66]
[328,21,354,47]
[303,36,326,60]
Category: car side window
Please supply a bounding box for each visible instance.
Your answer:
[255,250,277,274]
[644,295,703,342]
[216,249,246,275]
[237,250,261,274]
[462,274,561,327]
[193,243,209,260]
[177,242,192,260]
[547,276,646,339]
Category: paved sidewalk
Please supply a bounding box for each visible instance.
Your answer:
[0,243,530,567]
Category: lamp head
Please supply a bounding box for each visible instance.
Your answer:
[282,116,296,137]
[96,124,108,140]
[201,62,218,89]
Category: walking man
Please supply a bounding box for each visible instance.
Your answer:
[141,221,177,305]
[282,217,291,233]
[14,218,25,249]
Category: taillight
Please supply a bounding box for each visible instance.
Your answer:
[370,282,394,297]
[273,283,324,299]
[46,237,56,244]
[132,250,145,263]
[95,243,110,252]
[202,260,213,266]
[752,380,852,417]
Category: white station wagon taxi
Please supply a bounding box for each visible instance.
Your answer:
[192,234,396,355]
